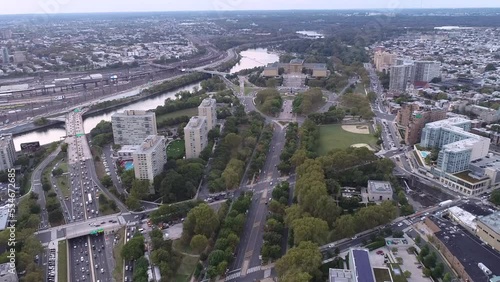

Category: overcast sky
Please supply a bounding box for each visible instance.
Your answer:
[1,0,500,15]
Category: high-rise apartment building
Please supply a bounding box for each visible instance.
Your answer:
[373,50,396,73]
[111,110,157,145]
[1,48,9,65]
[396,103,447,145]
[184,116,208,159]
[389,63,415,92]
[414,61,441,82]
[420,118,490,174]
[0,134,16,171]
[198,98,217,130]
[132,135,167,188]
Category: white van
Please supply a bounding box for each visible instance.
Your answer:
[138,228,144,233]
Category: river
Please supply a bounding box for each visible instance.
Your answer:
[13,48,280,150]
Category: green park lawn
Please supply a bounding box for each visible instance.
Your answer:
[58,241,68,282]
[319,124,377,154]
[167,140,186,159]
[156,108,198,124]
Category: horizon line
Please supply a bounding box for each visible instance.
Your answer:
[0,7,500,16]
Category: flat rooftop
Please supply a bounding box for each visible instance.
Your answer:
[458,202,493,217]
[367,181,393,194]
[477,211,500,235]
[351,249,375,282]
[185,116,206,129]
[452,171,488,184]
[112,110,153,117]
[329,269,354,282]
[447,206,476,231]
[0,134,13,148]
[430,216,500,281]
[425,117,470,128]
[199,98,216,107]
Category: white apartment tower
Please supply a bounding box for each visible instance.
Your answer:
[184,116,208,159]
[389,63,415,92]
[414,61,441,82]
[198,98,217,130]
[0,134,16,171]
[132,135,167,188]
[111,110,157,145]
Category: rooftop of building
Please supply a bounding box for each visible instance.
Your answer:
[0,134,13,148]
[303,63,328,70]
[199,98,216,107]
[424,117,471,128]
[135,135,164,153]
[367,180,393,194]
[329,269,354,282]
[429,216,500,281]
[447,206,477,230]
[0,205,9,231]
[0,262,17,282]
[442,136,487,153]
[477,211,500,235]
[118,145,139,153]
[290,58,304,65]
[458,202,494,217]
[351,248,375,282]
[185,116,206,129]
[112,109,153,117]
[452,171,489,184]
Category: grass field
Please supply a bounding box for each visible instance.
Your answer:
[56,160,70,197]
[58,241,68,282]
[354,82,367,95]
[113,227,126,282]
[167,140,185,159]
[319,124,377,154]
[156,108,198,124]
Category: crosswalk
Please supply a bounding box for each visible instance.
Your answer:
[246,266,262,274]
[225,272,241,281]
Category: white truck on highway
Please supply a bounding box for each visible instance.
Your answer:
[87,193,92,204]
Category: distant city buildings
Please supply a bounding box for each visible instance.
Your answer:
[263,59,328,78]
[111,110,157,145]
[1,48,9,65]
[12,51,26,64]
[198,98,217,130]
[387,57,441,92]
[184,116,208,159]
[0,134,16,171]
[132,135,167,189]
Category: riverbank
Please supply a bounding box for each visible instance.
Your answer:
[1,119,64,136]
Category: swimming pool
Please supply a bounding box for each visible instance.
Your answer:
[123,161,134,171]
[420,151,430,158]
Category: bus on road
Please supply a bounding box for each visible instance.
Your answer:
[88,193,92,204]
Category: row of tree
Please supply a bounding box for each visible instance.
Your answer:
[144,72,210,95]
[150,229,183,278]
[261,182,290,262]
[121,233,150,282]
[205,193,253,278]
[308,106,346,125]
[341,92,375,120]
[255,88,283,115]
[277,122,299,174]
[292,88,324,115]
[248,124,274,177]
[0,193,45,281]
[90,120,113,147]
[151,158,205,204]
[154,90,207,117]
[207,109,265,192]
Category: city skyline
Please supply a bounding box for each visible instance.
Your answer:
[1,0,500,15]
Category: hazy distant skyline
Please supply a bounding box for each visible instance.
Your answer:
[2,0,500,15]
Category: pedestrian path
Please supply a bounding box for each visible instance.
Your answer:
[246,266,262,274]
[225,271,241,281]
